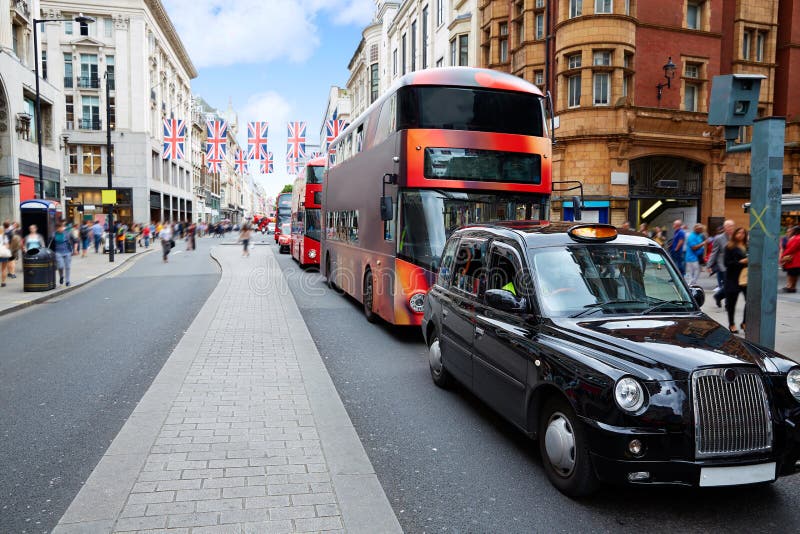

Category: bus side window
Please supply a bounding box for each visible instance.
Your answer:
[375,94,397,146]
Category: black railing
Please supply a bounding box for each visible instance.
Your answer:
[64,76,73,88]
[79,118,102,130]
[77,76,100,89]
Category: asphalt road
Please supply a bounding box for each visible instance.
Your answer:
[273,244,800,533]
[0,239,220,533]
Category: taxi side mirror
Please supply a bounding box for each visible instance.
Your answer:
[485,289,526,313]
[688,286,705,308]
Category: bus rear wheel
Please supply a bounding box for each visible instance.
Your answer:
[363,269,378,323]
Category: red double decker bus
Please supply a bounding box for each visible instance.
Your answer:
[273,192,292,244]
[323,67,552,325]
[291,157,325,266]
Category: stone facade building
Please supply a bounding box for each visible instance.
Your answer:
[41,0,197,226]
[479,0,799,232]
[0,0,64,221]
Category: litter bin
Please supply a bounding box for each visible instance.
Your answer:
[124,233,137,253]
[23,247,56,292]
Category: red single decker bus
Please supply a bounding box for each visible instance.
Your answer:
[274,193,292,244]
[291,157,325,266]
[323,67,552,325]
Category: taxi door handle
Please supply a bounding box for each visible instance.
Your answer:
[475,326,485,337]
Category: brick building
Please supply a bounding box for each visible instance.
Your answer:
[479,0,799,234]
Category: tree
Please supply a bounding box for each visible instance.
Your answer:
[281,184,293,193]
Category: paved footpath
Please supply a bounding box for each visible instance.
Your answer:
[53,244,402,533]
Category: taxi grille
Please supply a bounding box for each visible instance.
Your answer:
[691,368,772,459]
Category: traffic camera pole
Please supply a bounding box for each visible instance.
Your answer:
[745,117,785,348]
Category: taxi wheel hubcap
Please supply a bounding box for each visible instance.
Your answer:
[429,339,442,377]
[544,412,576,477]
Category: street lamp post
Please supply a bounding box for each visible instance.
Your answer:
[32,13,95,199]
[655,56,677,106]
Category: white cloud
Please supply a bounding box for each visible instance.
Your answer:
[163,0,374,69]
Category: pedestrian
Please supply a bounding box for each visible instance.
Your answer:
[79,220,90,257]
[638,222,649,236]
[707,220,734,307]
[52,221,75,286]
[780,225,800,293]
[239,224,252,257]
[159,221,174,263]
[669,219,686,275]
[91,219,103,253]
[724,227,749,334]
[186,223,196,251]
[70,223,80,255]
[142,224,151,248]
[24,224,46,252]
[0,227,11,287]
[684,223,706,286]
[5,222,21,278]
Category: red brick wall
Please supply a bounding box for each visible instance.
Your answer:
[775,0,800,120]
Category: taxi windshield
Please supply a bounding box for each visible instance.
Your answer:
[528,245,695,318]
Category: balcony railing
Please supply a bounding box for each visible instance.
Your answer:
[79,118,102,130]
[77,76,100,89]
[64,76,73,88]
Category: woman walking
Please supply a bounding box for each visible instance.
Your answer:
[159,221,173,263]
[780,225,800,293]
[53,221,75,286]
[239,224,252,257]
[724,227,749,333]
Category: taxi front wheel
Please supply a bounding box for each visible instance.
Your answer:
[539,397,598,498]
[428,334,452,389]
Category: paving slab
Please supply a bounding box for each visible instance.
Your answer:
[53,244,401,534]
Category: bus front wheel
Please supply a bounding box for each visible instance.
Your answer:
[363,269,378,323]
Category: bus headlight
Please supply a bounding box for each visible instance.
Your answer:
[308,249,317,259]
[409,293,426,313]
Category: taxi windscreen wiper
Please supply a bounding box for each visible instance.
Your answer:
[570,300,648,318]
[642,299,694,315]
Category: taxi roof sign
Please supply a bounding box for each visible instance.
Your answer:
[568,224,618,242]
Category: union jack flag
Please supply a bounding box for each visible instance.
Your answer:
[286,121,306,161]
[247,121,269,160]
[325,119,347,151]
[309,151,323,160]
[206,120,228,161]
[286,158,301,175]
[206,157,222,173]
[162,119,186,160]
[327,148,337,166]
[260,152,274,174]
[234,148,248,175]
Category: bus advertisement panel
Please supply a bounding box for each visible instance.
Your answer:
[323,67,552,326]
[274,193,292,244]
[291,157,325,266]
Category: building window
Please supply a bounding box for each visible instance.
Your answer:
[79,20,92,36]
[622,74,631,97]
[568,74,581,107]
[81,95,100,130]
[536,0,545,7]
[65,95,74,129]
[756,31,766,62]
[370,63,379,103]
[687,2,701,30]
[104,17,113,38]
[21,98,35,141]
[79,54,99,88]
[82,145,102,175]
[437,0,443,26]
[625,0,631,15]
[402,33,407,74]
[568,53,582,69]
[742,30,752,60]
[450,38,456,66]
[459,34,469,66]
[593,72,610,105]
[41,50,48,80]
[411,20,417,71]
[393,49,398,76]
[535,70,544,85]
[570,0,583,18]
[108,96,116,130]
[65,21,73,35]
[68,144,78,174]
[623,52,633,68]
[422,5,429,69]
[595,0,612,14]
[593,51,611,66]
[500,22,508,36]
[500,38,508,62]
[106,55,115,90]
[536,14,544,39]
[685,83,699,111]
[685,63,699,78]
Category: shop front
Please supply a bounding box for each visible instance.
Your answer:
[65,187,133,226]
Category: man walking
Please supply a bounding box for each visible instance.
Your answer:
[685,223,707,286]
[669,219,686,275]
[708,220,735,307]
[159,221,173,263]
[91,220,103,253]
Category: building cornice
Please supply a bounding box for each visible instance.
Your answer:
[144,0,198,79]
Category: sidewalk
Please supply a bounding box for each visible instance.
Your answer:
[53,244,401,533]
[0,245,153,316]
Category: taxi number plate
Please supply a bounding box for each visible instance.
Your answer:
[699,462,776,487]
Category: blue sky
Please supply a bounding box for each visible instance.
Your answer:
[162,0,372,199]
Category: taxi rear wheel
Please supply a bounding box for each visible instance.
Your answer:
[428,333,452,389]
[539,397,598,498]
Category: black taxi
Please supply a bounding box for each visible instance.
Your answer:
[421,222,800,497]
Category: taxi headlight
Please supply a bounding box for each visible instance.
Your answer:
[308,249,317,259]
[787,368,800,399]
[615,377,646,412]
[409,293,426,313]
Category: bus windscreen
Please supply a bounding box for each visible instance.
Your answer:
[305,208,321,241]
[398,86,544,137]
[424,148,541,184]
[307,166,324,185]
